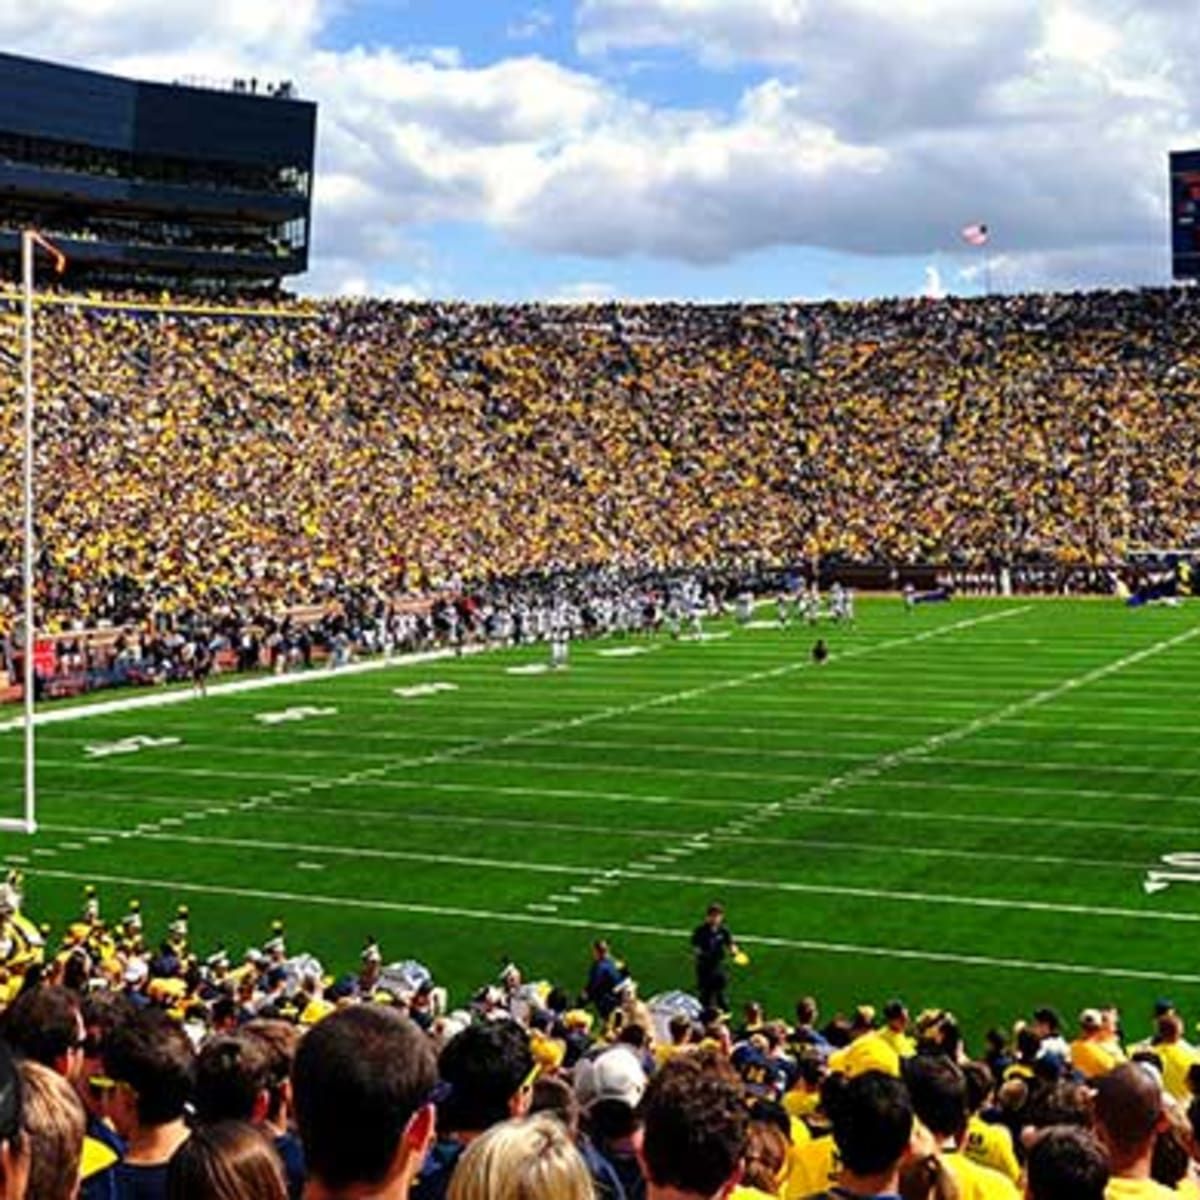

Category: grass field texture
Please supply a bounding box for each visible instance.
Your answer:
[1,597,1199,1038]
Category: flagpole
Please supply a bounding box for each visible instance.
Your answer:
[20,231,36,835]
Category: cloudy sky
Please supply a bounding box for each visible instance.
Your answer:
[3,0,1196,300]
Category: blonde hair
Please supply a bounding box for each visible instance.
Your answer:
[447,1116,594,1200]
[20,1060,85,1200]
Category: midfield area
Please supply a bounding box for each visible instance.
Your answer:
[1,597,1197,1032]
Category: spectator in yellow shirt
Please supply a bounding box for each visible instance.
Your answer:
[879,1001,916,1059]
[1149,1015,1198,1103]
[1072,1009,1125,1080]
[903,1055,1020,1200]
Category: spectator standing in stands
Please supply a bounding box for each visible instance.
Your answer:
[99,1010,195,1200]
[19,1060,85,1200]
[529,1074,625,1200]
[802,1071,913,1200]
[167,1121,286,1200]
[0,1041,29,1200]
[690,904,742,1015]
[1025,1127,1109,1200]
[5,986,120,1196]
[292,1006,436,1200]
[903,1056,1019,1200]
[577,1047,648,1200]
[446,1115,594,1200]
[242,1021,304,1200]
[637,1057,746,1200]
[1093,1062,1176,1200]
[412,1021,534,1200]
[1071,1009,1124,1080]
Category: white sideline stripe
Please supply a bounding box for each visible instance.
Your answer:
[48,822,1192,926]
[0,646,489,733]
[0,606,1021,739]
[19,864,1200,986]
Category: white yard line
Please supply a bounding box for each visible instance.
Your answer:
[20,864,1200,986]
[38,822,1172,904]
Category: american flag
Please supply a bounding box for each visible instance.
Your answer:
[961,223,989,247]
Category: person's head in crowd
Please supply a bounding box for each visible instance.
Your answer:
[436,1020,535,1137]
[827,1071,914,1194]
[740,1117,789,1196]
[445,1116,593,1200]
[962,1063,993,1117]
[195,1033,273,1125]
[80,990,135,1100]
[1014,1027,1042,1065]
[166,1121,287,1200]
[1093,1062,1166,1178]
[0,1040,31,1200]
[795,997,819,1029]
[3,987,85,1082]
[1025,1126,1108,1200]
[638,1056,747,1200]
[576,1044,647,1150]
[528,1075,579,1137]
[898,1121,960,1200]
[903,1056,968,1145]
[19,1060,84,1200]
[1032,1009,1062,1041]
[99,1008,195,1149]
[241,1021,299,1138]
[884,1000,909,1033]
[1155,1013,1185,1045]
[292,1005,436,1200]
[1024,1080,1092,1135]
[1150,1096,1192,1190]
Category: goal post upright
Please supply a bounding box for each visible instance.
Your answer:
[18,230,65,836]
[20,230,37,835]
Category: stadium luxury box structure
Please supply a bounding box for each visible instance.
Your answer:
[0,52,316,290]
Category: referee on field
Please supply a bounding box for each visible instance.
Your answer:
[691,902,743,1014]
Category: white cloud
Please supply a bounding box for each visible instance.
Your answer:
[4,0,1199,295]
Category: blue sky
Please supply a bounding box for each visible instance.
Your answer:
[3,1,1196,301]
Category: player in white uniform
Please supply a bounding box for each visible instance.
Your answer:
[736,591,754,625]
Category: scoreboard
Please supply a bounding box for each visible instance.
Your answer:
[1170,150,1200,279]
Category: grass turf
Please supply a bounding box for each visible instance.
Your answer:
[2,596,1199,1040]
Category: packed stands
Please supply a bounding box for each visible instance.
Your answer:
[0,879,1194,1199]
[0,286,1199,647]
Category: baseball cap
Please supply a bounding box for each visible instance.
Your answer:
[575,1047,647,1109]
[1079,1008,1103,1031]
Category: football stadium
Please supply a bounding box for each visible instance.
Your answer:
[0,16,1199,1200]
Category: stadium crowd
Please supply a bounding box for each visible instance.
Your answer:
[0,879,1190,1198]
[0,286,1198,646]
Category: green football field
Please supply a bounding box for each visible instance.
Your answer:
[2,596,1199,1041]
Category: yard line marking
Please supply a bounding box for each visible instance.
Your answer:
[21,864,1200,986]
[56,825,1195,926]
[776,622,1200,818]
[297,862,326,872]
[547,894,581,905]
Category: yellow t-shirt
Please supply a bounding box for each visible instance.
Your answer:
[943,1150,1021,1200]
[964,1115,1020,1183]
[783,1135,839,1200]
[1155,1041,1199,1102]
[1071,1036,1123,1079]
[783,1088,820,1121]
[827,1032,901,1079]
[879,1026,916,1058]
[1105,1178,1180,1200]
